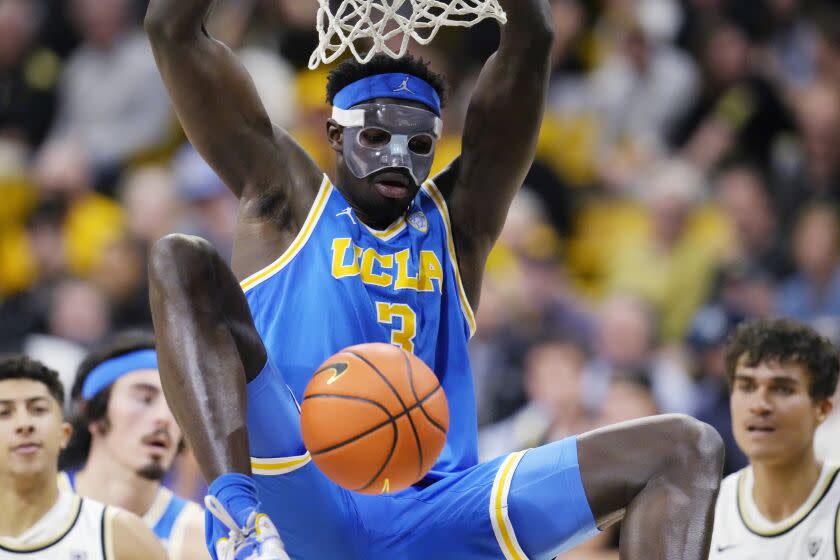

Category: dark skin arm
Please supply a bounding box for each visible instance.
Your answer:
[144,0,323,277]
[433,0,553,307]
[431,8,725,558]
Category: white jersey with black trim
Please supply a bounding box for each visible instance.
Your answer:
[710,463,840,560]
[0,490,117,559]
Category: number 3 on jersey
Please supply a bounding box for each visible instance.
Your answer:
[376,302,417,353]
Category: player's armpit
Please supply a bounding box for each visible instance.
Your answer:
[144,0,322,205]
[110,510,169,560]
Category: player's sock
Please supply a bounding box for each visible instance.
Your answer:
[205,473,261,560]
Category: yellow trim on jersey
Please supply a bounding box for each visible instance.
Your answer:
[490,450,529,560]
[421,180,478,337]
[168,501,202,560]
[737,464,840,537]
[103,506,117,560]
[142,486,172,529]
[0,494,82,552]
[364,215,407,241]
[251,451,312,476]
[240,176,333,292]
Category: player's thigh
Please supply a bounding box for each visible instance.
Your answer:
[504,437,601,560]
[356,456,509,560]
[358,439,599,560]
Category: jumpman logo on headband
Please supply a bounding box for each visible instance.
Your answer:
[393,76,415,95]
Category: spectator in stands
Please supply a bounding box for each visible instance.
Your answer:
[479,338,588,461]
[595,373,658,428]
[119,165,181,249]
[591,3,698,182]
[48,0,171,179]
[776,203,840,341]
[714,162,792,280]
[762,0,819,90]
[687,305,749,475]
[171,145,237,262]
[775,83,840,232]
[0,0,60,149]
[33,139,125,277]
[605,158,725,340]
[675,20,796,171]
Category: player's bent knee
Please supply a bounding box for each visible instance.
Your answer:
[149,233,218,286]
[666,414,725,478]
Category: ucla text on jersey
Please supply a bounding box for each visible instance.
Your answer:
[241,175,478,483]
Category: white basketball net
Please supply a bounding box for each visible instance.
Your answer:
[309,0,507,70]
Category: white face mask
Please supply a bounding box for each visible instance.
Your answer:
[332,103,443,185]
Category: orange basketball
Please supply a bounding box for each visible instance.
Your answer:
[300,343,449,495]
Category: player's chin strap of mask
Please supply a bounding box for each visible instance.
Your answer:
[331,73,443,186]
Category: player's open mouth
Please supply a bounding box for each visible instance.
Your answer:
[373,172,412,199]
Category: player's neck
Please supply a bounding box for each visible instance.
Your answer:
[75,446,161,518]
[0,471,60,538]
[751,449,822,523]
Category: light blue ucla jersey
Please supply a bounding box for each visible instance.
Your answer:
[241,175,479,481]
[57,471,202,559]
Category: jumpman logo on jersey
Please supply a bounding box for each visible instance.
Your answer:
[393,76,415,95]
[336,207,356,224]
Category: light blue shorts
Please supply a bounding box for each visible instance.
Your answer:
[245,360,600,559]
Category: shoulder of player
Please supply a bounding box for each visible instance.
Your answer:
[109,508,168,560]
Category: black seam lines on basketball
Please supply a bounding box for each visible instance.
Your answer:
[347,350,425,484]
[402,349,447,435]
[303,391,399,492]
[303,385,441,456]
[401,349,424,477]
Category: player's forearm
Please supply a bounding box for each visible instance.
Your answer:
[496,0,554,54]
[145,0,218,40]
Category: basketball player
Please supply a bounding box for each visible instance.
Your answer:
[145,0,725,558]
[710,318,839,559]
[58,332,207,560]
[0,355,167,560]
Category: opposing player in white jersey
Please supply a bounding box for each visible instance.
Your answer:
[0,355,167,560]
[711,318,840,560]
[58,332,207,560]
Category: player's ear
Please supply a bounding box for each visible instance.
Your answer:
[326,119,344,152]
[60,422,72,449]
[816,397,833,424]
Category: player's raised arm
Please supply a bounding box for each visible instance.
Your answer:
[144,0,322,201]
[436,0,553,304]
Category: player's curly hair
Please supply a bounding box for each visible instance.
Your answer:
[326,53,448,108]
[60,330,157,470]
[0,355,65,406]
[724,318,839,401]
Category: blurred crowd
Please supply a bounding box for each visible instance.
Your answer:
[0,0,839,555]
